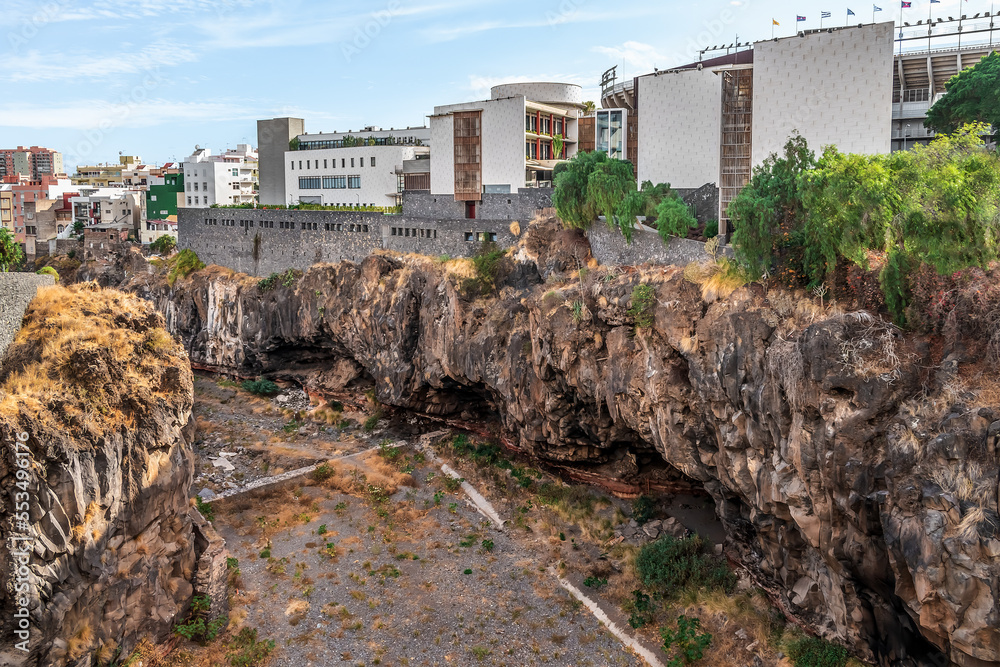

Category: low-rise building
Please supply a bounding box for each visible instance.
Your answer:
[283,126,430,208]
[83,221,131,259]
[430,83,583,208]
[181,145,258,208]
[71,155,141,188]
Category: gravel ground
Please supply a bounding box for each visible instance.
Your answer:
[212,454,644,667]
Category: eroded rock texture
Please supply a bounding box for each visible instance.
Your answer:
[98,223,999,666]
[0,284,208,666]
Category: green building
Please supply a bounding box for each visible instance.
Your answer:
[146,172,184,220]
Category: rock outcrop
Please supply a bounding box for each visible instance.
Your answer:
[88,224,1000,666]
[0,283,204,666]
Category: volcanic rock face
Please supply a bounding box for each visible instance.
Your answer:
[0,284,206,666]
[99,225,999,666]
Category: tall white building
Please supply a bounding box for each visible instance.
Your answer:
[181,144,258,208]
[283,126,430,208]
[430,82,583,212]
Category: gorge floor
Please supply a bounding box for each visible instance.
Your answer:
[178,374,789,667]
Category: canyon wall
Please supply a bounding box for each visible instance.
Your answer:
[87,225,1000,666]
[0,283,213,666]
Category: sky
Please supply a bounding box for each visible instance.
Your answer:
[0,0,987,172]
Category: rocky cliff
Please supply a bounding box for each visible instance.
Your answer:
[0,283,210,666]
[85,224,1000,666]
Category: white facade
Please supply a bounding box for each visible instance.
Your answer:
[181,144,258,208]
[140,220,177,246]
[283,145,425,208]
[751,22,894,165]
[636,68,723,189]
[430,82,582,198]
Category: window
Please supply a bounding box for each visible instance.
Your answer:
[323,159,328,169]
[324,176,346,189]
[371,157,375,168]
[341,158,345,168]
[187,197,192,205]
[203,182,207,191]
[350,158,355,168]
[360,157,364,167]
[299,177,321,189]
[193,182,199,191]
[186,183,191,191]
[465,232,474,242]
[151,195,157,201]
[291,161,295,170]
[307,160,311,169]
[232,168,239,176]
[347,175,361,189]
[195,197,199,204]
[299,161,302,170]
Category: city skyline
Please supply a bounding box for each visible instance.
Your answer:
[0,0,988,172]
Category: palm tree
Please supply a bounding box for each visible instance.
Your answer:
[582,101,597,115]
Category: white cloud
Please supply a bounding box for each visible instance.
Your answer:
[0,99,259,130]
[592,41,669,75]
[0,42,197,82]
[422,6,663,42]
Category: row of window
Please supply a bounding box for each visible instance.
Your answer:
[292,157,374,171]
[465,232,497,242]
[299,136,422,150]
[525,115,565,135]
[187,182,208,192]
[298,176,362,190]
[201,218,371,232]
[390,227,438,238]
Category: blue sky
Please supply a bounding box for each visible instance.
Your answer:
[0,0,984,172]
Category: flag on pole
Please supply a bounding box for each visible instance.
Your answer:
[874,4,882,11]
[847,8,856,14]
[930,0,940,3]
[773,18,780,24]
[796,15,806,21]
[901,1,911,7]
[821,11,832,18]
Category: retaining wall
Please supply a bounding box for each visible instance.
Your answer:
[0,273,55,360]
[587,225,730,268]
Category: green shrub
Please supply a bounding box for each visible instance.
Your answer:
[656,196,698,241]
[628,589,652,628]
[195,496,214,522]
[661,615,712,666]
[149,235,177,255]
[312,463,334,482]
[240,379,280,396]
[0,227,23,272]
[627,284,656,329]
[167,249,205,285]
[786,636,849,667]
[632,495,655,524]
[704,220,719,239]
[635,535,736,598]
[228,627,275,667]
[471,240,506,293]
[363,414,380,432]
[583,576,608,588]
[36,265,59,282]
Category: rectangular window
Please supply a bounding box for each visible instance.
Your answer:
[151,195,157,201]
[298,177,321,189]
[360,157,364,167]
[324,159,328,169]
[291,161,295,170]
[371,157,375,168]
[203,182,207,191]
[188,197,192,205]
[347,175,361,189]
[193,182,199,191]
[324,176,346,189]
[232,168,238,176]
[299,161,302,170]
[195,196,199,204]
[341,158,345,168]
[307,160,311,169]
[350,158,355,168]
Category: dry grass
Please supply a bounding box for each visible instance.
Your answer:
[683,258,750,302]
[314,452,415,499]
[65,620,94,661]
[0,283,191,438]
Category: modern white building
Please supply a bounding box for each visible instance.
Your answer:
[181,144,258,208]
[429,82,583,211]
[283,126,430,208]
[600,22,896,235]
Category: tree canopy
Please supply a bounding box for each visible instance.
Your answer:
[925,52,1000,143]
[728,125,1000,324]
[0,227,23,272]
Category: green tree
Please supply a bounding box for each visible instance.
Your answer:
[588,158,639,241]
[729,133,815,278]
[655,196,697,241]
[0,227,23,272]
[582,100,596,115]
[552,150,610,228]
[925,52,1000,143]
[150,235,177,255]
[288,136,300,151]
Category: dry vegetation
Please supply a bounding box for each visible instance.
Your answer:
[0,282,190,435]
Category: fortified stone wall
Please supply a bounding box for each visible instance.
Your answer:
[0,274,55,359]
[587,224,730,267]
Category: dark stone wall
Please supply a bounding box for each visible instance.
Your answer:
[402,189,554,221]
[675,183,719,225]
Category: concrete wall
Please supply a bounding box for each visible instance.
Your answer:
[751,22,894,165]
[429,113,454,197]
[402,189,553,221]
[491,82,582,106]
[258,118,304,205]
[587,225,730,268]
[0,273,54,360]
[637,69,723,190]
[283,145,415,207]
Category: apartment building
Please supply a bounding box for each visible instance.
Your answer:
[429,82,583,210]
[2,174,75,242]
[0,146,64,181]
[71,189,143,229]
[181,145,258,208]
[0,189,13,233]
[71,155,141,187]
[283,126,430,208]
